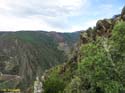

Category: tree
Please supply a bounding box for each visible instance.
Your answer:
[78,21,125,93]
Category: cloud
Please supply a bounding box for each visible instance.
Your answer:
[0,0,123,32]
[0,0,86,17]
[0,14,75,32]
[0,0,88,32]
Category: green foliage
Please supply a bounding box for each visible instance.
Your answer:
[43,62,76,93]
[77,22,125,93]
[110,21,125,88]
[44,66,66,93]
[43,21,125,93]
[111,22,125,60]
[44,76,65,93]
[64,76,82,93]
[79,40,114,93]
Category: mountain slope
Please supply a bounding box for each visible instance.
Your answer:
[0,31,80,90]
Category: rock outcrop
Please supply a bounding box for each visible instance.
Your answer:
[34,77,43,93]
[80,6,125,45]
[121,6,125,21]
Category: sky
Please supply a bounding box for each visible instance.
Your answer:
[0,0,124,32]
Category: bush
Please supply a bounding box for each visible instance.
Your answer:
[43,67,65,93]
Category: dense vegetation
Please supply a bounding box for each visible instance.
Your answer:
[78,22,125,93]
[43,7,125,93]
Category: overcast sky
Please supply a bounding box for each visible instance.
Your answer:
[0,0,124,32]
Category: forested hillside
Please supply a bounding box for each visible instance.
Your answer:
[0,31,80,91]
[43,6,125,93]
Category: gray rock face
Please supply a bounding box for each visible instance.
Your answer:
[34,77,43,93]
